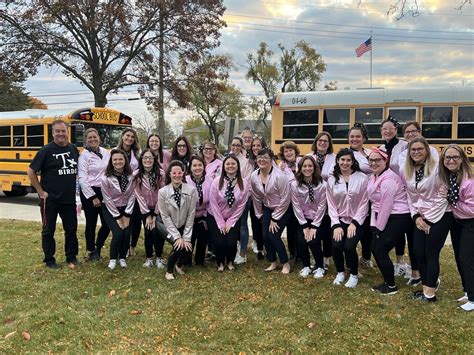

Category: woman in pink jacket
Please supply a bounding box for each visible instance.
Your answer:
[101,149,136,270]
[367,148,412,295]
[201,141,222,181]
[405,137,453,302]
[134,149,165,269]
[291,156,327,278]
[147,133,171,173]
[327,148,369,288]
[251,148,292,274]
[78,128,110,261]
[208,154,249,272]
[186,155,213,266]
[439,144,474,311]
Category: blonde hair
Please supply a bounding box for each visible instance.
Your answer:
[404,137,436,179]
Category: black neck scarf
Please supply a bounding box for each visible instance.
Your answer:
[385,137,399,158]
[114,171,129,193]
[447,172,460,207]
[224,176,236,208]
[315,152,326,171]
[86,146,103,159]
[173,186,182,208]
[148,170,157,189]
[305,180,315,203]
[191,175,204,205]
[415,164,425,189]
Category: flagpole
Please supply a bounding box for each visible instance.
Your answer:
[370,31,373,88]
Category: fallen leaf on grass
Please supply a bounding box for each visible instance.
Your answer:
[124,289,131,299]
[4,318,14,325]
[307,322,315,328]
[130,310,142,315]
[22,331,31,340]
[107,290,116,298]
[4,331,16,339]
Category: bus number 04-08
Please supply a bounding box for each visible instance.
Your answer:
[292,97,307,104]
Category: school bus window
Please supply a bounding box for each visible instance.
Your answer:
[355,107,383,140]
[27,125,44,147]
[323,109,350,139]
[0,126,10,146]
[13,125,25,147]
[387,108,416,136]
[282,110,318,139]
[47,125,53,143]
[458,106,474,139]
[421,106,452,139]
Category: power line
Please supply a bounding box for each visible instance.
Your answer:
[256,0,474,17]
[225,13,474,35]
[226,24,474,46]
[225,20,473,42]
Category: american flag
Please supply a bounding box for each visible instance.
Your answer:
[355,37,372,57]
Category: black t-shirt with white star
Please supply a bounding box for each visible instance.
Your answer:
[29,142,79,203]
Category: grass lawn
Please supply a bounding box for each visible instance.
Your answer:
[0,219,472,352]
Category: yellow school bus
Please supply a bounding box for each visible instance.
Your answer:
[0,107,132,196]
[271,87,474,162]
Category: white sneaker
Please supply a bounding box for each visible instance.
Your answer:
[457,293,468,302]
[313,268,325,279]
[394,263,407,277]
[299,267,311,278]
[234,254,247,265]
[119,259,127,268]
[459,301,474,312]
[128,247,136,256]
[252,241,258,254]
[359,257,373,268]
[156,258,165,269]
[333,272,345,285]
[143,258,154,268]
[404,264,412,279]
[108,259,117,270]
[345,274,359,288]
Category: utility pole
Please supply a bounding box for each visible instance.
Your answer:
[158,7,165,140]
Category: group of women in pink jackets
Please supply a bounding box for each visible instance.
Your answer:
[78,118,473,312]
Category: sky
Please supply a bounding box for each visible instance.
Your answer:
[22,0,474,129]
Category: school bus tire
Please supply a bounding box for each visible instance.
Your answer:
[3,187,28,197]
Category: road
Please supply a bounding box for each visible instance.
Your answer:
[0,192,86,224]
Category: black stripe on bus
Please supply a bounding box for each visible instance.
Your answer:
[0,170,29,176]
[275,139,474,145]
[0,147,42,151]
[0,159,33,163]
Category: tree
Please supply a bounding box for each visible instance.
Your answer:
[0,79,31,112]
[133,112,176,148]
[0,0,225,111]
[324,81,338,91]
[246,40,327,123]
[185,55,244,144]
[181,117,209,147]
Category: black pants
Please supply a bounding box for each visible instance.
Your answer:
[452,218,474,301]
[285,204,298,258]
[319,214,332,258]
[413,212,454,288]
[164,225,192,273]
[208,214,240,265]
[372,214,412,286]
[360,215,372,260]
[332,222,362,276]
[296,220,324,268]
[262,206,291,264]
[39,199,78,264]
[130,203,142,248]
[80,187,110,252]
[102,206,131,260]
[191,217,209,265]
[143,217,165,259]
[250,201,264,252]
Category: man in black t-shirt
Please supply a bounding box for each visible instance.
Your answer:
[27,120,80,268]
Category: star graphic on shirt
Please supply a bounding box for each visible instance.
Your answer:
[67,159,77,167]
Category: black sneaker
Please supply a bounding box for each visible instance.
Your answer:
[67,257,80,266]
[407,277,422,287]
[46,262,59,269]
[372,283,398,295]
[420,294,437,303]
[412,290,424,299]
[88,251,100,262]
[257,252,265,260]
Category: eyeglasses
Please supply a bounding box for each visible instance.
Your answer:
[142,156,154,160]
[368,158,383,164]
[410,147,425,153]
[257,156,271,161]
[317,139,329,144]
[231,144,242,147]
[177,144,187,148]
[242,136,253,141]
[203,147,215,151]
[405,129,420,135]
[444,155,461,162]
